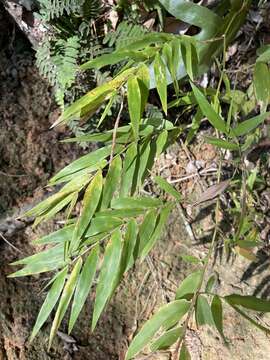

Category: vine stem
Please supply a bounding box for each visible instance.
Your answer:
[173,159,223,360]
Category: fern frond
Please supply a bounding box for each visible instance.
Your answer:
[38,0,81,21]
[36,36,80,108]
[81,0,101,19]
[103,21,148,50]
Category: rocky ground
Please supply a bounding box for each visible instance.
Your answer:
[1,3,270,360]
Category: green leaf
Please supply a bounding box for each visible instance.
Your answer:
[30,267,68,342]
[191,83,227,134]
[98,93,117,127]
[49,145,116,184]
[57,68,135,125]
[257,45,270,63]
[154,176,181,201]
[204,136,239,151]
[181,39,198,81]
[140,204,173,260]
[211,295,225,340]
[70,171,103,253]
[49,258,82,348]
[137,64,150,115]
[228,304,270,334]
[9,245,66,277]
[254,62,270,112]
[196,295,214,326]
[156,130,168,156]
[120,219,138,273]
[33,225,75,245]
[85,216,123,237]
[224,294,270,312]
[120,143,137,197]
[92,229,122,330]
[33,193,75,226]
[179,343,191,360]
[96,208,146,218]
[176,271,202,300]
[69,245,99,333]
[154,53,167,114]
[150,327,183,351]
[128,77,141,140]
[231,112,270,137]
[101,155,122,210]
[138,209,158,256]
[111,197,163,209]
[180,254,201,264]
[125,300,190,360]
[205,273,217,293]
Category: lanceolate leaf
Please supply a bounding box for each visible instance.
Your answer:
[204,136,239,151]
[154,53,168,114]
[69,245,99,333]
[137,64,150,115]
[230,112,270,137]
[85,217,123,237]
[125,300,190,360]
[179,343,191,360]
[176,271,202,300]
[140,204,173,260]
[71,171,103,252]
[128,77,142,140]
[254,62,270,112]
[211,295,225,340]
[150,327,183,351]
[138,209,158,256]
[196,295,214,326]
[49,145,117,184]
[49,258,82,348]
[120,219,138,273]
[30,267,68,342]
[154,176,181,201]
[225,294,270,312]
[92,229,122,330]
[33,225,75,245]
[120,143,138,197]
[101,155,122,210]
[111,197,163,209]
[191,83,227,134]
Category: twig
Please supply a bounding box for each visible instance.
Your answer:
[0,232,23,254]
[168,167,217,184]
[109,100,124,164]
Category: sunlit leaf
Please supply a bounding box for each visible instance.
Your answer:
[49,258,82,348]
[154,53,167,114]
[30,267,67,342]
[125,300,190,360]
[70,171,103,253]
[140,204,173,260]
[92,229,122,330]
[69,245,99,333]
[179,342,191,360]
[138,209,158,256]
[120,143,137,197]
[101,155,122,210]
[196,295,214,326]
[111,197,163,209]
[128,77,141,140]
[254,62,270,112]
[211,295,225,340]
[150,327,183,351]
[154,176,181,201]
[176,271,202,300]
[120,219,138,273]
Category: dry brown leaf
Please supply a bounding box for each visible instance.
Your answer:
[193,179,230,206]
